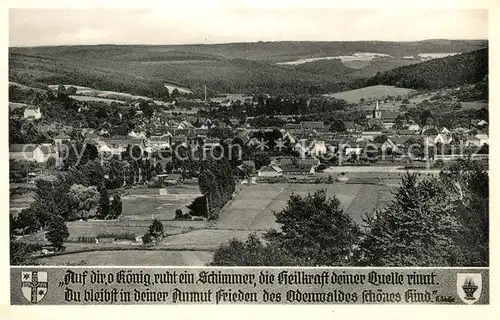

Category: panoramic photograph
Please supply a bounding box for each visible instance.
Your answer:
[8,8,488,267]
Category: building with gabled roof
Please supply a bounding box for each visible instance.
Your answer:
[475,131,489,146]
[10,144,56,163]
[467,136,481,147]
[257,165,283,177]
[279,158,317,175]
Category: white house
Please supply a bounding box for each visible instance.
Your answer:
[23,106,42,120]
[177,120,194,129]
[467,136,481,147]
[282,131,297,144]
[380,139,398,153]
[258,165,283,177]
[293,141,309,156]
[146,135,172,151]
[33,144,56,163]
[203,138,221,155]
[434,133,453,144]
[441,127,450,134]
[100,143,114,154]
[345,147,363,156]
[9,144,56,163]
[128,130,138,138]
[309,140,327,157]
[475,132,489,146]
[136,131,147,139]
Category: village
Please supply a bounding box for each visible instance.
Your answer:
[9,90,489,181]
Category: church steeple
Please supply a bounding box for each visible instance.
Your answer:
[373,100,382,119]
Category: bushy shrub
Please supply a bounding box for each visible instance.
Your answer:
[75,236,97,243]
[96,232,136,241]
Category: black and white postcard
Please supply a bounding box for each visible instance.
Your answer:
[3,0,498,319]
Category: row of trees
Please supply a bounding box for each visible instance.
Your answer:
[200,96,348,120]
[198,156,236,220]
[211,159,488,267]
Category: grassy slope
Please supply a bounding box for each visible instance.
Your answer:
[324,85,417,103]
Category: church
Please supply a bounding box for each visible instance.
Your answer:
[366,100,400,129]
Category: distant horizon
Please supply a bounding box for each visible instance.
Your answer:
[8,38,489,49]
[9,9,488,47]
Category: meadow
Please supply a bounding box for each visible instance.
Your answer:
[324,85,417,104]
[37,249,213,266]
[215,182,396,229]
[159,182,396,251]
[121,185,202,221]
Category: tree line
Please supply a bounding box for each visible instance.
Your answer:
[198,155,236,220]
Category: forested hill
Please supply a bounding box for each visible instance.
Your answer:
[362,48,488,90]
[9,40,487,97]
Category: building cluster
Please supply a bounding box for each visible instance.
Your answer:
[9,96,489,184]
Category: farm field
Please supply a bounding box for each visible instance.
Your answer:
[19,185,206,245]
[276,52,392,66]
[215,183,396,229]
[149,182,396,252]
[19,220,204,244]
[121,186,202,221]
[65,220,204,240]
[158,230,252,250]
[37,250,213,266]
[324,85,417,103]
[48,84,153,101]
[418,52,459,60]
[31,181,397,265]
[164,83,193,95]
[343,184,395,223]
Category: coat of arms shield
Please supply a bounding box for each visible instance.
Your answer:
[21,271,48,304]
[456,273,482,304]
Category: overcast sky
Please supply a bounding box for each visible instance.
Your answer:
[9,8,488,47]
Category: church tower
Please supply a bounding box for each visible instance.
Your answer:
[373,100,382,119]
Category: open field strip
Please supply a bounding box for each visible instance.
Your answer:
[37,249,213,266]
[121,187,202,220]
